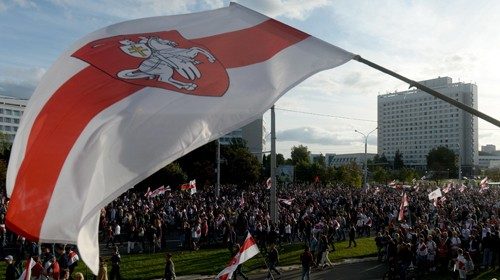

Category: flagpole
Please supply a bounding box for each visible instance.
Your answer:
[270,105,278,224]
[259,250,276,280]
[353,55,500,128]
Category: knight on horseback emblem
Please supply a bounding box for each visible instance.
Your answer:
[117,36,216,91]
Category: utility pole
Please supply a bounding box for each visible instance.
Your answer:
[216,138,220,198]
[270,106,278,224]
[355,127,377,188]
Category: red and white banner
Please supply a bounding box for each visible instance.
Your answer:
[19,257,35,280]
[398,192,408,221]
[147,185,170,198]
[5,3,352,273]
[216,232,260,280]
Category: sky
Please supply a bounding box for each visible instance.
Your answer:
[1,0,500,158]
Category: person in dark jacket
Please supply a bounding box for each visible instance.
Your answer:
[265,243,281,279]
[163,253,175,280]
[109,247,121,280]
[348,225,357,248]
[4,255,19,280]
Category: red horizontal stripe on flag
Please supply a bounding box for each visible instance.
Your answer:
[6,67,142,240]
[240,234,257,251]
[193,19,309,69]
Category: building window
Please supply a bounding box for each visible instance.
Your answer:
[5,109,12,115]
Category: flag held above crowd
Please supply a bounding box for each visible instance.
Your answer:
[216,233,260,280]
[5,3,353,273]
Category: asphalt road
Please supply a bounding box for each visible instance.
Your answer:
[250,259,386,280]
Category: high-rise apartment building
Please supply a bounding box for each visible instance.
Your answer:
[377,77,478,175]
[0,95,27,142]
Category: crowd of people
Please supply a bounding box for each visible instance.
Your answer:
[1,179,500,279]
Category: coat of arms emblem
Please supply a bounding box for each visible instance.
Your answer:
[72,31,229,97]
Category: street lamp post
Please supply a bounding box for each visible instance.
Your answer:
[355,127,378,188]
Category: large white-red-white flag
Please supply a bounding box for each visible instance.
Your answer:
[5,3,352,273]
[398,192,409,221]
[216,232,260,280]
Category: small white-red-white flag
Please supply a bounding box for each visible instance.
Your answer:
[68,250,79,266]
[144,187,151,197]
[459,184,466,193]
[239,194,245,207]
[442,183,451,194]
[388,180,397,188]
[266,177,272,190]
[398,192,408,221]
[480,177,489,192]
[18,257,35,280]
[189,180,197,195]
[480,177,489,187]
[278,198,295,205]
[216,232,260,280]
[180,180,196,194]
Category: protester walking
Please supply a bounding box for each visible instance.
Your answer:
[265,243,281,279]
[300,245,315,280]
[348,225,357,248]
[109,247,121,280]
[163,253,176,280]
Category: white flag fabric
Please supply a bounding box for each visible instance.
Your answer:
[428,188,443,201]
[216,232,260,280]
[5,3,352,273]
[398,192,408,221]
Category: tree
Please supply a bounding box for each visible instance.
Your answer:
[162,162,188,187]
[221,140,261,185]
[335,162,363,187]
[484,168,500,181]
[313,153,326,167]
[0,132,11,162]
[372,165,390,184]
[426,146,457,179]
[394,168,420,183]
[262,153,285,178]
[291,145,310,165]
[393,150,405,170]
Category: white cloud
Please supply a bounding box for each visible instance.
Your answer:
[0,66,46,98]
[235,0,330,20]
[277,126,356,146]
[13,0,36,8]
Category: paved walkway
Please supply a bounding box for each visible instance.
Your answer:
[169,257,382,280]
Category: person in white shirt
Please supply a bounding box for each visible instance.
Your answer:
[426,235,437,272]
